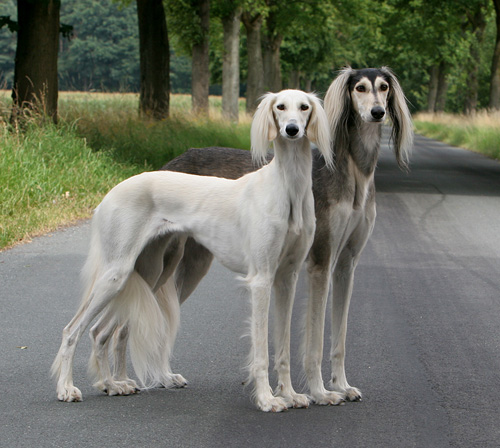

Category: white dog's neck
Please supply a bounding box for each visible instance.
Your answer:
[268,136,313,233]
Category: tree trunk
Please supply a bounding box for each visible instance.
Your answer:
[263,34,282,92]
[192,0,210,116]
[304,78,312,92]
[262,9,282,93]
[427,64,439,113]
[242,12,264,113]
[435,61,448,112]
[12,0,60,123]
[288,69,300,89]
[489,0,500,109]
[464,6,486,114]
[136,0,170,120]
[221,7,242,122]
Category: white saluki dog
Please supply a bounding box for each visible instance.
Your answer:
[87,67,412,406]
[52,89,333,412]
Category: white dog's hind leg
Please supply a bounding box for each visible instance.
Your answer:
[89,315,139,396]
[53,266,132,402]
[110,324,140,393]
[155,278,187,388]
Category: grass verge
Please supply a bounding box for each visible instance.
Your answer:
[414,112,500,160]
[0,92,251,250]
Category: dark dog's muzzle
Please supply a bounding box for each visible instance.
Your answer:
[371,106,385,120]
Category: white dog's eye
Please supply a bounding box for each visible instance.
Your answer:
[300,104,309,111]
[355,85,366,93]
[277,104,285,111]
[380,84,389,92]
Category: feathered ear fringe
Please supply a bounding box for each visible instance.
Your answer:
[306,93,334,170]
[324,67,354,156]
[251,93,277,166]
[382,66,414,171]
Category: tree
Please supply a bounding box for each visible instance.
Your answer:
[12,0,60,123]
[241,2,266,113]
[217,1,242,122]
[464,2,488,114]
[262,1,282,92]
[192,0,210,115]
[136,0,170,120]
[489,0,500,108]
[167,0,210,116]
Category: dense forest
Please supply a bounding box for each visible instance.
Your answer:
[1,0,499,114]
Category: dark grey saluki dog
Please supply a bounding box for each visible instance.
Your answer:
[88,67,413,406]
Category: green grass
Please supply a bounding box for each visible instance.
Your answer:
[0,92,251,250]
[414,112,500,160]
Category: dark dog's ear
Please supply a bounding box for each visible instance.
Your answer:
[381,67,413,171]
[324,67,354,151]
[251,93,277,165]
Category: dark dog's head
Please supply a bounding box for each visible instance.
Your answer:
[324,66,413,170]
[347,68,391,123]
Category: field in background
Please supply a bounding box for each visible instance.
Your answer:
[413,111,500,160]
[0,91,251,250]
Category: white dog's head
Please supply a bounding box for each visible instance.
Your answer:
[251,89,333,168]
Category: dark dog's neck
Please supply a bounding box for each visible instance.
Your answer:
[312,113,381,209]
[347,115,381,177]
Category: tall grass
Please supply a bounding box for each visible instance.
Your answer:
[414,111,500,160]
[0,120,140,248]
[58,92,252,168]
[0,91,252,250]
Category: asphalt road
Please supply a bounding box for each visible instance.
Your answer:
[1,133,500,448]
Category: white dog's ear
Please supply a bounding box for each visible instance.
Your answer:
[251,93,277,165]
[306,93,334,170]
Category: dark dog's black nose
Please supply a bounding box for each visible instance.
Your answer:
[286,123,299,137]
[371,106,385,120]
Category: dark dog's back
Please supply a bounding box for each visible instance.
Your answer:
[161,147,260,179]
[161,147,285,179]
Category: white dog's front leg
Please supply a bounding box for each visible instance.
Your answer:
[248,275,288,412]
[273,263,309,409]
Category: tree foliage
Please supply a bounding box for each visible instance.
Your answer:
[1,0,500,113]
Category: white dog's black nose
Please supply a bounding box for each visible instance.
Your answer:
[286,123,299,137]
[371,106,385,120]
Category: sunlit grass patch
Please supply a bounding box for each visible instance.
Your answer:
[414,111,500,160]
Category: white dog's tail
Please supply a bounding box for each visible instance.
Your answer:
[115,274,180,389]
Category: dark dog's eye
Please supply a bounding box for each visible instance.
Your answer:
[380,84,389,92]
[300,104,309,111]
[355,85,366,93]
[277,104,285,111]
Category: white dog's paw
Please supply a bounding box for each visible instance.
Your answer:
[310,389,345,406]
[107,380,139,396]
[256,394,289,413]
[328,380,362,402]
[57,385,83,402]
[161,373,188,389]
[94,379,139,396]
[275,387,310,409]
[287,393,310,409]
